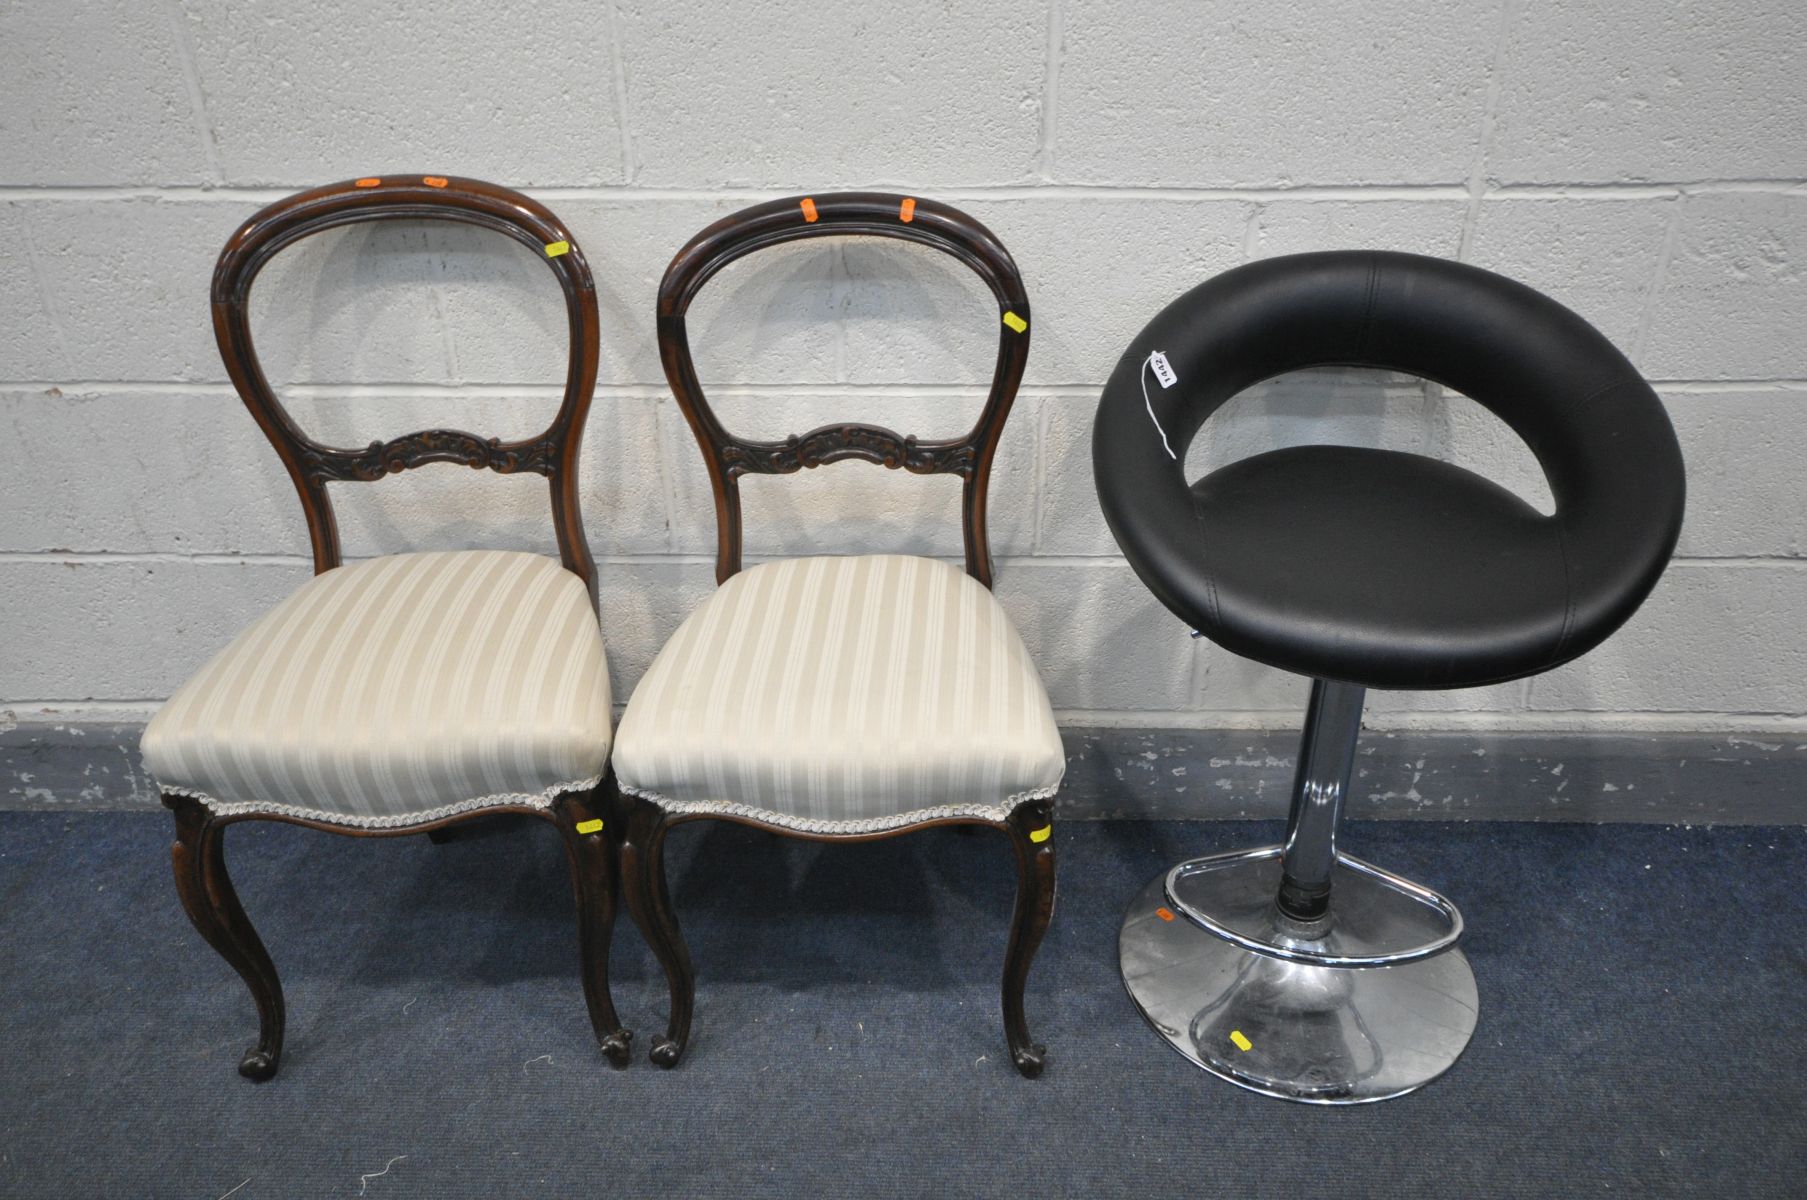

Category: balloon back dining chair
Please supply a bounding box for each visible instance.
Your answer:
[141,175,629,1079]
[612,193,1066,1076]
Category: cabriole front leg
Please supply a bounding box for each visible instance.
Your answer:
[552,778,632,1067]
[165,795,285,1081]
[620,797,694,1068]
[1002,800,1056,1079]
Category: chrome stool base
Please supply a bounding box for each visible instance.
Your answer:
[1119,861,1478,1104]
[1119,680,1480,1102]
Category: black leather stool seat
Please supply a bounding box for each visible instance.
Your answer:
[1195,445,1563,689]
[1094,250,1686,691]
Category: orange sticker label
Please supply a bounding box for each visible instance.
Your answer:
[899,198,916,223]
[423,176,448,188]
[800,197,819,222]
[354,177,381,188]
[1156,907,1176,922]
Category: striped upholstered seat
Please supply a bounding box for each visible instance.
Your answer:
[613,554,1064,834]
[143,550,612,829]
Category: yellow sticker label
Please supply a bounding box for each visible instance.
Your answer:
[1230,1030,1252,1052]
[544,240,571,258]
[575,818,604,835]
[1029,824,1052,843]
[1002,310,1028,334]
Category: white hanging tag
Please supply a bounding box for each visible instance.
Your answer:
[1141,350,1179,460]
[1150,349,1178,389]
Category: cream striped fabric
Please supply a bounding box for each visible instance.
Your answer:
[142,550,611,828]
[613,554,1064,832]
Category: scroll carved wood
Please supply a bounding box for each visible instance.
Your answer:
[719,424,977,478]
[299,430,560,483]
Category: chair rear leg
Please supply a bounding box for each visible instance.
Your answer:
[165,795,285,1081]
[552,780,632,1067]
[621,797,694,1068]
[1002,800,1056,1079]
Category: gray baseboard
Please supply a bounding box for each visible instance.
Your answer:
[1058,727,1804,824]
[3,721,1802,824]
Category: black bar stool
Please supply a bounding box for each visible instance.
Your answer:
[1092,251,1686,1102]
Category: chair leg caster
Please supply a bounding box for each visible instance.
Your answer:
[649,1037,684,1069]
[237,1047,280,1082]
[1010,1043,1047,1079]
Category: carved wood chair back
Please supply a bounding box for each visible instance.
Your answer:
[212,175,601,600]
[656,192,1031,587]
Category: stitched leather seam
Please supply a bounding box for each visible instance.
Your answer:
[1552,519,1576,665]
[1194,491,1223,632]
[1356,256,1379,360]
[1549,374,1640,667]
[1573,373,1642,410]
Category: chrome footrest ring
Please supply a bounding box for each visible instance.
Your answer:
[1164,846,1464,967]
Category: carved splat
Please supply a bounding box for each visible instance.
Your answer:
[299,430,560,483]
[719,423,978,479]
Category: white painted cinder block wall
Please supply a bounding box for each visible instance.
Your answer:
[2,1,1804,733]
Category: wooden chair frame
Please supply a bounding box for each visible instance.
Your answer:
[164,175,628,1079]
[625,192,1056,1077]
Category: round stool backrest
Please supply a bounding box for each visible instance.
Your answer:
[1092,251,1685,673]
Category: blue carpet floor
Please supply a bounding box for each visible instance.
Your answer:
[0,811,1802,1198]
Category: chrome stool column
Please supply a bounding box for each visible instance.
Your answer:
[1119,680,1477,1104]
